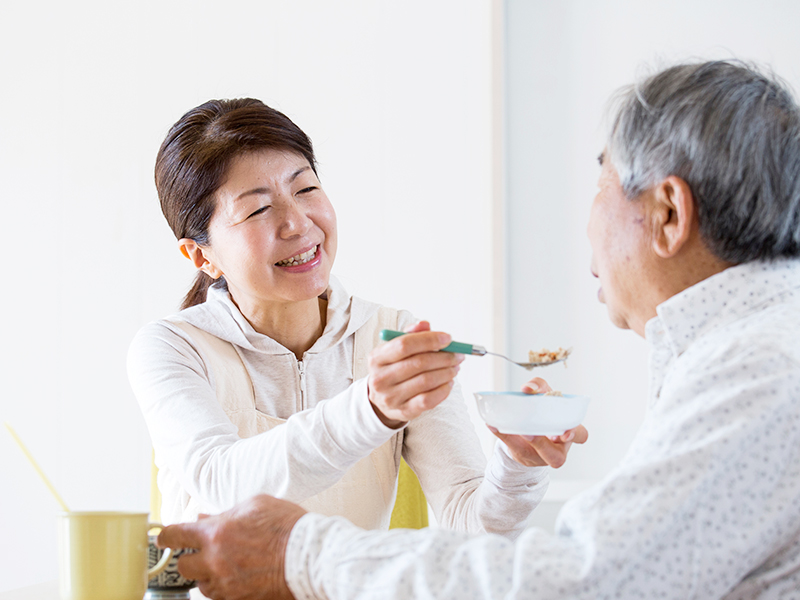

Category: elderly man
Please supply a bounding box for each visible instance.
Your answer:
[159,60,800,599]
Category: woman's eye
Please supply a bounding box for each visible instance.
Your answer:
[298,186,317,194]
[247,206,269,219]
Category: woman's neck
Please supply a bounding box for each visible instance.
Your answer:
[233,295,328,359]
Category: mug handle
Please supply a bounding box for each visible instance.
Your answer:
[147,522,175,578]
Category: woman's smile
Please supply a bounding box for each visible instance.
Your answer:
[197,149,338,310]
[275,244,321,270]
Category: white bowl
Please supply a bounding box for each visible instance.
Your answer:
[474,391,590,436]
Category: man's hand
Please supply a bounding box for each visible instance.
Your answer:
[158,495,307,600]
[488,377,589,468]
[367,321,464,428]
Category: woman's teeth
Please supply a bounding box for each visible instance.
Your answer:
[276,246,317,267]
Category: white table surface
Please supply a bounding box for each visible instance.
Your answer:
[0,580,58,599]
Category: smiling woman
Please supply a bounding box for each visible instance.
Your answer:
[126,98,573,544]
[179,149,337,356]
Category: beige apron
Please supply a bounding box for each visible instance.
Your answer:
[156,307,404,531]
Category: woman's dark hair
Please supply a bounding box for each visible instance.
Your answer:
[155,98,317,309]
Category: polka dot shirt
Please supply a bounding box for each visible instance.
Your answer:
[286,259,800,599]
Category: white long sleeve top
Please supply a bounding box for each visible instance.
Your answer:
[128,275,548,536]
[285,259,800,599]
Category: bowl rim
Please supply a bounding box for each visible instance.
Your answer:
[474,391,586,399]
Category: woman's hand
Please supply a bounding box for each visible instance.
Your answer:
[488,377,589,468]
[368,321,464,428]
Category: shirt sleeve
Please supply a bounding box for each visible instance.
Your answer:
[396,311,549,539]
[127,321,399,514]
[285,340,800,599]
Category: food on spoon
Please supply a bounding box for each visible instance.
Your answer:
[527,347,570,364]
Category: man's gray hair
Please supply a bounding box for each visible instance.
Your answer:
[607,60,800,262]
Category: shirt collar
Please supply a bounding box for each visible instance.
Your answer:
[653,259,800,358]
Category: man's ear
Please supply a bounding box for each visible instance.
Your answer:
[651,175,696,259]
[178,238,223,279]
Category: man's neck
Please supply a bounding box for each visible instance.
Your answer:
[663,243,735,300]
[633,242,735,337]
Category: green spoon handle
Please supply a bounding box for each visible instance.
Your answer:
[379,329,478,355]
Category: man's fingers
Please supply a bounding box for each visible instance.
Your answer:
[175,551,208,581]
[195,580,218,600]
[158,522,204,550]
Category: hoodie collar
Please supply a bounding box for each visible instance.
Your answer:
[176,274,380,355]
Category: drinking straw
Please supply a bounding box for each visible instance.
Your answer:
[4,422,71,512]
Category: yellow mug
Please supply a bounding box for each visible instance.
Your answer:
[58,511,174,600]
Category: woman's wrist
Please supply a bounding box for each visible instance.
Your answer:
[367,378,407,429]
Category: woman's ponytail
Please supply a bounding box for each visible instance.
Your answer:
[181,272,222,310]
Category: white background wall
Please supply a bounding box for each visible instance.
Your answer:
[4,0,800,592]
[505,0,800,529]
[0,1,498,590]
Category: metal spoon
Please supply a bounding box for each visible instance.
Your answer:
[379,330,571,371]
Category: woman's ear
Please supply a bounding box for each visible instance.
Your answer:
[178,238,223,279]
[651,175,696,259]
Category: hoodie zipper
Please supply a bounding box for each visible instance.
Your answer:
[297,358,306,410]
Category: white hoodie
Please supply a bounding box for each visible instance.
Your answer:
[128,275,548,537]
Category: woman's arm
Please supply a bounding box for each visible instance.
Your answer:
[402,380,550,539]
[389,311,550,538]
[128,321,397,513]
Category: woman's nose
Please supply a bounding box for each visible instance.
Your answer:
[278,199,313,238]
